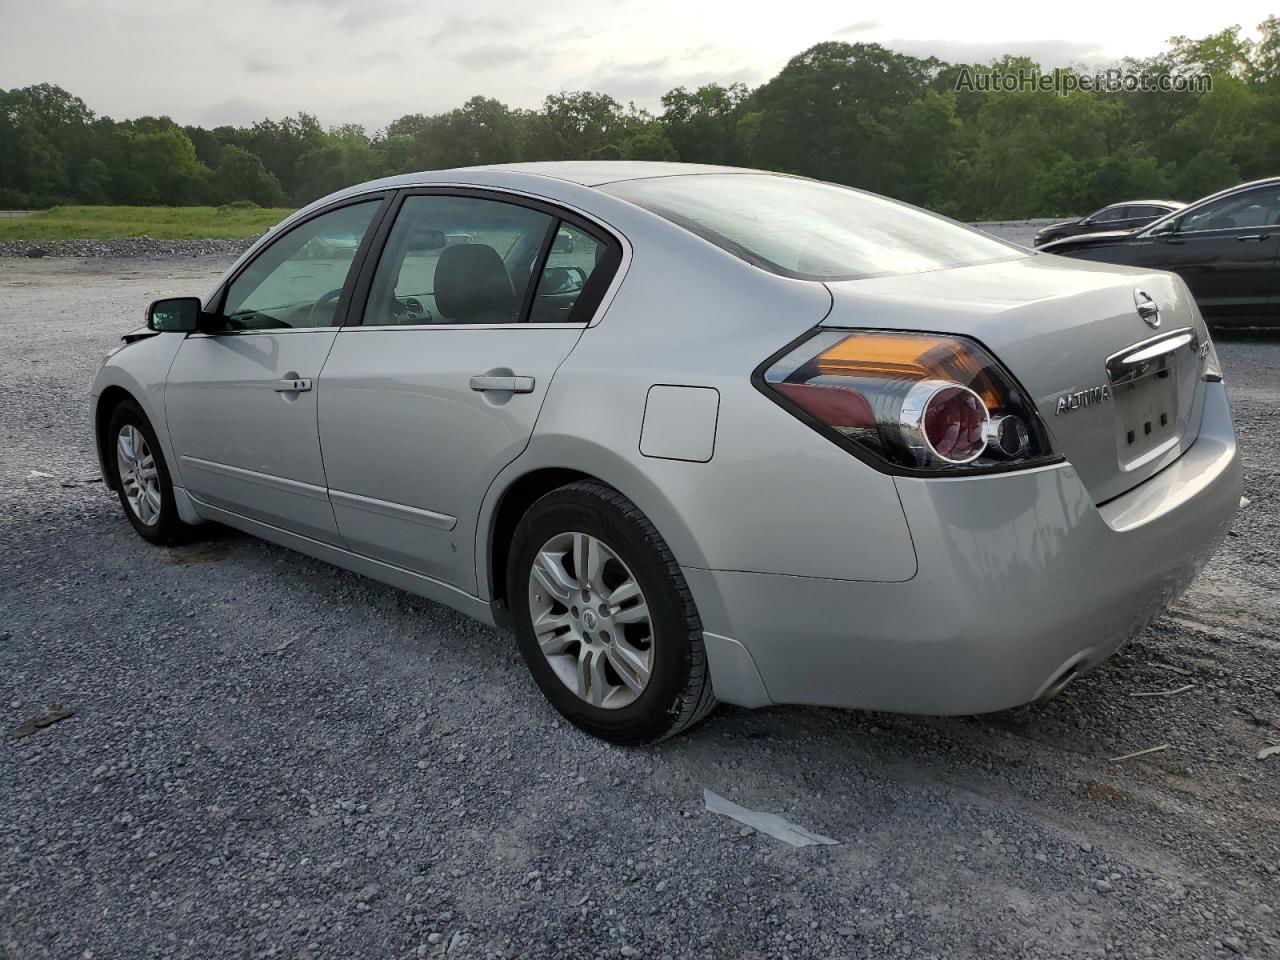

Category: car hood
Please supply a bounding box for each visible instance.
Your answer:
[1036,220,1077,235]
[1038,229,1137,251]
[821,254,1213,504]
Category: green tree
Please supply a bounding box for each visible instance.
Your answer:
[660,83,751,165]
[212,145,286,206]
[749,43,940,192]
[109,126,209,204]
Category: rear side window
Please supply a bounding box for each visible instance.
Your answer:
[529,224,609,323]
[601,173,1019,281]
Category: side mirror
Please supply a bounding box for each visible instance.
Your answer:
[541,265,587,294]
[146,297,203,333]
[1147,218,1178,237]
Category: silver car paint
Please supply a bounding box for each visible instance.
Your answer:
[165,328,343,544]
[683,382,1239,712]
[821,256,1211,504]
[93,162,1242,713]
[317,324,586,591]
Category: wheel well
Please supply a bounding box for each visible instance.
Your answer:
[488,467,597,613]
[95,386,136,490]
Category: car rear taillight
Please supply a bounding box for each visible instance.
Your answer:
[759,330,1054,473]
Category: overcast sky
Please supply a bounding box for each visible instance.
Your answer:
[0,0,1272,130]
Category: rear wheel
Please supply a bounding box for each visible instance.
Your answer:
[107,399,193,545]
[507,481,717,744]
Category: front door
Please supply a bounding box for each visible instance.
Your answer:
[166,198,385,542]
[317,191,621,592]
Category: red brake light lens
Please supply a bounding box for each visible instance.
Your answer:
[761,330,1053,473]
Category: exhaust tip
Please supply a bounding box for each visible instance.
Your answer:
[1038,661,1083,702]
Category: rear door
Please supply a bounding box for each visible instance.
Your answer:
[316,190,623,592]
[166,197,387,542]
[1139,185,1280,323]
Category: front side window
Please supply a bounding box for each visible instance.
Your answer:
[364,195,553,326]
[221,201,380,330]
[1180,188,1280,233]
[601,173,1020,282]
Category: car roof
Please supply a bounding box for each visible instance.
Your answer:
[460,161,769,186]
[1097,199,1183,209]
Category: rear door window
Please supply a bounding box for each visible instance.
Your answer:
[362,194,553,326]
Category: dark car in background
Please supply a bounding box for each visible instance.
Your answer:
[1033,200,1184,247]
[1042,178,1280,327]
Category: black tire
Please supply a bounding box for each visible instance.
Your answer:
[507,481,717,744]
[106,398,193,546]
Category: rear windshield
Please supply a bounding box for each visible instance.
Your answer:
[601,173,1022,281]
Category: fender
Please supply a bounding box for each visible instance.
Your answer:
[91,332,190,502]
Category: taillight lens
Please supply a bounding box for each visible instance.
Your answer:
[760,330,1054,473]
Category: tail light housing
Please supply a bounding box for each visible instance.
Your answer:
[759,330,1055,474]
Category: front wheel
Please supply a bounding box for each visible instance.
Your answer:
[107,399,193,545]
[507,481,717,744]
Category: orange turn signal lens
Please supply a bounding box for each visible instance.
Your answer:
[812,333,1004,410]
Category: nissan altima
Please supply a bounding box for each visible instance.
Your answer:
[91,162,1242,744]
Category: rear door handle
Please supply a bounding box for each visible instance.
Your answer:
[1236,234,1265,242]
[470,375,535,393]
[273,377,313,393]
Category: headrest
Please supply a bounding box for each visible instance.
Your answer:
[406,228,445,252]
[434,244,517,323]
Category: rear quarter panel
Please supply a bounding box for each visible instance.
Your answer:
[478,209,921,597]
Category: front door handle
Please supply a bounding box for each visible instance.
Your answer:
[470,375,535,394]
[273,377,313,393]
[1236,234,1265,242]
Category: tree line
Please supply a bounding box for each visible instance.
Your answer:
[2,19,1277,221]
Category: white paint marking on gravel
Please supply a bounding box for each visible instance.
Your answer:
[703,789,839,847]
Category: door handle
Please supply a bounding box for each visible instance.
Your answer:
[1236,234,1265,242]
[273,377,313,393]
[470,375,535,393]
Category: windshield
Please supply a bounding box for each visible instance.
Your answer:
[601,173,1022,281]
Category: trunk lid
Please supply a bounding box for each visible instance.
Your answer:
[822,255,1212,504]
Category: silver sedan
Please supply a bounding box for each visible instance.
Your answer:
[91,162,1242,744]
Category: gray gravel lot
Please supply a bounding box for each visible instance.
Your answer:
[1,252,1277,960]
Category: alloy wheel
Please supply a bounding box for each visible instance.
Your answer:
[116,424,161,526]
[527,531,654,709]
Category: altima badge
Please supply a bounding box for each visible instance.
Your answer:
[1134,289,1160,328]
[1055,385,1112,416]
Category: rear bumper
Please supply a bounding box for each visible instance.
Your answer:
[687,383,1241,713]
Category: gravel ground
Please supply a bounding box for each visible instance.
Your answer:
[1,254,1277,960]
[0,238,258,259]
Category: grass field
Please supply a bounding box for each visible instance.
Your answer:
[0,205,295,242]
